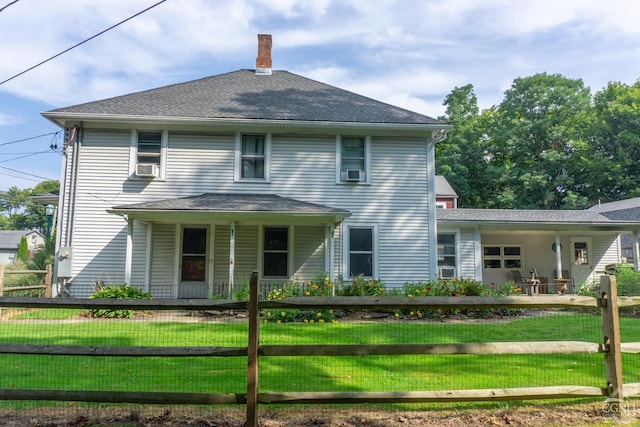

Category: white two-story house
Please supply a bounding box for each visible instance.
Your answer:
[43,35,450,298]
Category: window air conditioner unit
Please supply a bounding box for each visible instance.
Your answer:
[438,267,456,278]
[343,169,364,182]
[135,163,158,178]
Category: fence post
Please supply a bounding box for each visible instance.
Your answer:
[246,270,260,427]
[0,264,4,297]
[44,264,52,298]
[601,275,623,415]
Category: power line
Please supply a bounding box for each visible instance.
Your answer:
[0,171,41,183]
[0,164,52,180]
[0,150,55,163]
[0,0,20,13]
[0,0,169,86]
[0,132,60,147]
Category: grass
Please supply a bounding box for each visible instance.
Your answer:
[0,309,639,405]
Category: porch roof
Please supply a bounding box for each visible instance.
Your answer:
[436,208,640,231]
[108,193,351,223]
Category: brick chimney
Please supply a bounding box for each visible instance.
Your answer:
[255,34,272,75]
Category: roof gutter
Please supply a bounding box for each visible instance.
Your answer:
[41,112,451,135]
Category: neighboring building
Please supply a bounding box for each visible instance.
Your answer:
[435,175,458,209]
[0,230,45,265]
[42,35,451,298]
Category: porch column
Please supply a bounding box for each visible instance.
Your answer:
[124,217,133,284]
[633,232,640,271]
[555,232,562,279]
[326,224,335,296]
[144,223,153,292]
[229,221,236,299]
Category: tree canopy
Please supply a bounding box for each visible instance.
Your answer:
[436,74,640,209]
[0,180,59,231]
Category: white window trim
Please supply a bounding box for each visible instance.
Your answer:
[482,244,524,270]
[261,225,290,279]
[435,201,447,209]
[437,230,459,278]
[234,132,271,182]
[335,135,371,184]
[129,129,168,180]
[342,223,378,279]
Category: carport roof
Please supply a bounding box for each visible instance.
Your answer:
[436,208,640,229]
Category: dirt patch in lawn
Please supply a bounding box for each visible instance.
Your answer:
[0,401,637,426]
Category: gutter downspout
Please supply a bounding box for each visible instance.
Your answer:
[426,133,438,281]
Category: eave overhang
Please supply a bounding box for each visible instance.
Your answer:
[41,112,452,138]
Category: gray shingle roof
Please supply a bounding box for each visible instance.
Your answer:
[0,230,35,250]
[110,193,350,215]
[45,70,443,126]
[587,197,640,221]
[436,208,638,225]
[435,175,458,198]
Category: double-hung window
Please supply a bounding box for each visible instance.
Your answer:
[130,130,167,179]
[346,226,376,278]
[263,227,288,277]
[337,136,370,183]
[236,133,270,181]
[437,233,457,278]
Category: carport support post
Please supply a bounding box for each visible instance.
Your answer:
[246,270,260,427]
[601,275,624,416]
[554,232,562,280]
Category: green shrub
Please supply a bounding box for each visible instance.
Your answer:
[17,236,29,263]
[611,264,640,295]
[89,284,152,318]
[338,275,385,296]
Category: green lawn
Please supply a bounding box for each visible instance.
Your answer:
[1,310,639,399]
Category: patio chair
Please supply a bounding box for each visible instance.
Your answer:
[511,270,539,295]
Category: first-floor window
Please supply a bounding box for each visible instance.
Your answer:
[181,227,207,281]
[437,233,456,277]
[482,245,522,269]
[349,226,374,277]
[264,227,288,277]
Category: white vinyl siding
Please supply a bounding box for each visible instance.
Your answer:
[130,221,149,288]
[293,225,325,280]
[235,225,259,280]
[62,129,434,294]
[149,223,175,297]
[214,225,230,286]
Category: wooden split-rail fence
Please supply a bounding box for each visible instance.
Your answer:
[0,264,52,297]
[0,273,638,426]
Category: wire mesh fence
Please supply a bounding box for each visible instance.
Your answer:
[0,274,638,425]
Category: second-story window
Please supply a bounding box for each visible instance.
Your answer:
[337,135,370,183]
[242,135,265,179]
[137,132,162,165]
[235,133,270,181]
[131,130,167,179]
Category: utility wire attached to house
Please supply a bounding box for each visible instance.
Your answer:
[0,0,168,86]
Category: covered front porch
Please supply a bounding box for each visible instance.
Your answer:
[108,193,350,298]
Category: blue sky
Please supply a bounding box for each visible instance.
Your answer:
[1,0,639,192]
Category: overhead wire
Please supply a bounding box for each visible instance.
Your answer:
[0,0,169,86]
[0,0,20,13]
[0,132,60,148]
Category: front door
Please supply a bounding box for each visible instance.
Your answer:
[570,236,593,287]
[179,227,208,298]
